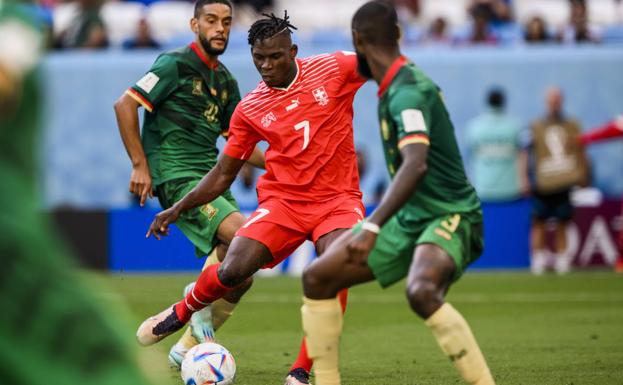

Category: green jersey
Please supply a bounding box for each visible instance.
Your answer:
[128,43,241,186]
[377,56,481,226]
[0,5,152,385]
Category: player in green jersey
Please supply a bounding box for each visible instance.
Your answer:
[299,2,495,385]
[0,3,155,385]
[113,0,263,369]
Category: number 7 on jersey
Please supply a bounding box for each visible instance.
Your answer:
[294,120,310,150]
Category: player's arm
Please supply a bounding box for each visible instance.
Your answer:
[348,89,431,263]
[115,56,178,205]
[113,92,153,206]
[246,145,265,169]
[147,154,244,239]
[580,116,623,145]
[369,143,428,227]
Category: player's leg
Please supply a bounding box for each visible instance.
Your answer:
[301,229,377,385]
[552,191,573,274]
[138,203,308,346]
[285,198,364,384]
[136,235,272,346]
[167,192,248,363]
[530,218,548,275]
[411,216,494,385]
[214,210,254,327]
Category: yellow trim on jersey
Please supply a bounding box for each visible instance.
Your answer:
[125,88,153,112]
[398,134,430,148]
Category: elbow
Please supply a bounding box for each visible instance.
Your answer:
[414,161,427,178]
[113,97,124,114]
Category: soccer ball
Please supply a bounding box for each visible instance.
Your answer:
[181,342,236,385]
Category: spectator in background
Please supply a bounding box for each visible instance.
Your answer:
[559,0,601,43]
[55,0,108,49]
[468,0,513,26]
[466,4,498,44]
[525,87,589,275]
[524,16,551,43]
[420,17,452,45]
[465,87,528,203]
[123,18,160,50]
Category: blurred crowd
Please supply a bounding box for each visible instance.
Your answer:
[23,0,623,50]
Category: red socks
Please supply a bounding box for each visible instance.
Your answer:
[174,263,231,323]
[290,289,349,373]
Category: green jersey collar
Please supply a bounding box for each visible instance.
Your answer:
[190,42,219,70]
[377,55,408,97]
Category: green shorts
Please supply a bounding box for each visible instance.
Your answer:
[361,211,484,288]
[156,178,240,257]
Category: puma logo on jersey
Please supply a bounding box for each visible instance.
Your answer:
[285,98,300,111]
[261,112,277,127]
[312,87,329,106]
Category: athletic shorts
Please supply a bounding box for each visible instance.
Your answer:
[156,178,240,256]
[360,211,484,288]
[532,189,572,221]
[236,194,365,268]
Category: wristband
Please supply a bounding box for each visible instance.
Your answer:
[362,221,381,234]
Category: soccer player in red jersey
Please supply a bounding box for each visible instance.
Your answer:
[580,115,623,272]
[136,12,365,385]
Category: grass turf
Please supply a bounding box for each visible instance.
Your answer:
[89,271,623,385]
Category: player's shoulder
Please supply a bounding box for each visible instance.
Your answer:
[388,64,436,100]
[300,51,355,67]
[237,82,273,113]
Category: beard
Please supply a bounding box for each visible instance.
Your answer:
[199,35,228,56]
[355,50,373,79]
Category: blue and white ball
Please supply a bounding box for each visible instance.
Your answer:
[181,342,236,385]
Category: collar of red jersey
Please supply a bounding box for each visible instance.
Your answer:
[377,55,408,97]
[189,42,219,70]
[269,59,301,91]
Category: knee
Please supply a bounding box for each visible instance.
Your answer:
[217,258,250,288]
[302,264,337,299]
[406,280,443,319]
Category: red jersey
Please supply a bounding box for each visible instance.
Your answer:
[224,51,366,202]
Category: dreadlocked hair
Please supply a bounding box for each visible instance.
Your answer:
[247,10,298,45]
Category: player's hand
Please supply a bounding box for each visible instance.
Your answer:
[346,230,377,266]
[129,162,153,206]
[146,206,180,240]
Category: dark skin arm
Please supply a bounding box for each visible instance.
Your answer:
[146,154,245,239]
[348,142,429,264]
[114,93,153,206]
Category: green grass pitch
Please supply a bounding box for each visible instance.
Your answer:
[90,271,623,385]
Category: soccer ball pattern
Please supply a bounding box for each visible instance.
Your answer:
[181,342,236,385]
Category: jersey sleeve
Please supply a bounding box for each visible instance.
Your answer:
[223,106,261,160]
[221,78,242,137]
[388,88,432,149]
[126,54,179,112]
[333,51,366,87]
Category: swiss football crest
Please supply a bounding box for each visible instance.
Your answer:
[261,112,277,128]
[312,87,329,106]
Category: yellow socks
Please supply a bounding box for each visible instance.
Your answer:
[301,297,343,385]
[425,303,495,385]
[211,299,236,331]
[176,327,199,350]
